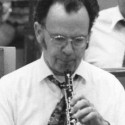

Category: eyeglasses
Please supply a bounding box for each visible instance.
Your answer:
[45,28,88,48]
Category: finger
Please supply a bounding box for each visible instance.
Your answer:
[72,106,95,120]
[70,94,87,106]
[71,99,90,114]
[80,111,97,124]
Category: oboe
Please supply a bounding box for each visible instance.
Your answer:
[63,71,77,125]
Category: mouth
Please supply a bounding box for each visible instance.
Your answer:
[53,58,76,75]
[57,58,75,64]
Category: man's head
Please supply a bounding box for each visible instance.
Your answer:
[34,0,99,76]
[34,0,99,32]
[118,0,125,18]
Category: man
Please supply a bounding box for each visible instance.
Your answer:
[85,0,125,68]
[0,0,125,125]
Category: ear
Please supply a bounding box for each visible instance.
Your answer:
[34,22,44,44]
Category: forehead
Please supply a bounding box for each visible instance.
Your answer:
[45,2,90,35]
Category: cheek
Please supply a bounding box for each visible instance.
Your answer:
[46,44,60,62]
[76,47,86,58]
[48,45,60,56]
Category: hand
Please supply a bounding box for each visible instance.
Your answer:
[70,95,109,125]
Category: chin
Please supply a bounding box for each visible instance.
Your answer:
[60,68,75,75]
[53,63,76,75]
[52,68,72,76]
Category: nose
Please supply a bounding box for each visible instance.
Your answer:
[62,40,74,55]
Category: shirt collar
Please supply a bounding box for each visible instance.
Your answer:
[73,60,89,81]
[111,6,125,29]
[37,53,54,82]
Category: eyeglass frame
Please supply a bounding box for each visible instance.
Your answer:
[44,27,88,48]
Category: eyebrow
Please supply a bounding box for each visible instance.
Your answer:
[49,32,87,38]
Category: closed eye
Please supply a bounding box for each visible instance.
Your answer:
[53,35,66,42]
[74,36,86,43]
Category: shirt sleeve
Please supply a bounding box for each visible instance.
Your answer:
[108,75,125,125]
[0,76,15,125]
[115,82,125,125]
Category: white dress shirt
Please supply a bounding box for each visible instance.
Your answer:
[85,6,125,68]
[0,54,125,125]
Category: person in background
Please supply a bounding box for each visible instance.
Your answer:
[0,1,15,46]
[85,0,125,68]
[0,0,125,125]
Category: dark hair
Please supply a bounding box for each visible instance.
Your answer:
[34,0,99,32]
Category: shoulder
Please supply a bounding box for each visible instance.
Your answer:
[83,61,123,90]
[86,63,125,110]
[98,7,117,20]
[99,7,116,16]
[94,6,117,26]
[0,59,41,89]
